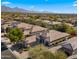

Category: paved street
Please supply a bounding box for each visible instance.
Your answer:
[1,42,17,59]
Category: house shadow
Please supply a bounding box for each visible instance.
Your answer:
[28,41,39,47]
[10,44,20,52]
[10,41,39,53]
[1,42,8,52]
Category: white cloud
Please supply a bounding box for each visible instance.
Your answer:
[2,1,11,5]
[39,9,44,12]
[73,1,77,7]
[29,5,35,9]
[73,4,77,7]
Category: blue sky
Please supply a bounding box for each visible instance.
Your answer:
[1,0,77,13]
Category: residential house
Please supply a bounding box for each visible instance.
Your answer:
[36,30,70,46]
[59,37,77,56]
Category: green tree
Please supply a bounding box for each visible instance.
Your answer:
[28,45,67,59]
[55,51,67,59]
[54,23,68,32]
[66,27,76,36]
[29,45,47,59]
[6,27,12,33]
[54,23,76,36]
[7,28,24,43]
